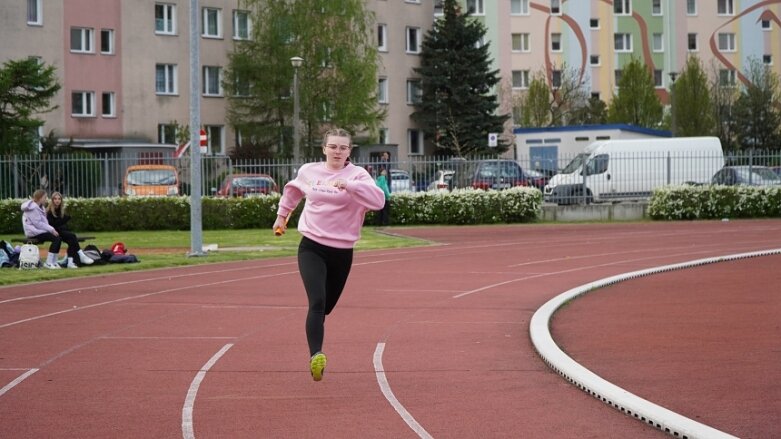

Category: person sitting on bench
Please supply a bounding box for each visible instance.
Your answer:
[21,190,93,269]
[46,191,95,268]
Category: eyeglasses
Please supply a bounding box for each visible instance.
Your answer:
[325,144,351,151]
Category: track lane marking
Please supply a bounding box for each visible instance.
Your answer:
[182,343,233,439]
[0,368,39,397]
[373,343,433,439]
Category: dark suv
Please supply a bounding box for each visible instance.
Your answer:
[447,159,529,190]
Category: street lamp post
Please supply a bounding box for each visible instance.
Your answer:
[669,71,678,136]
[291,56,303,163]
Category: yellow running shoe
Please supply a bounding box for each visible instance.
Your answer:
[310,352,327,382]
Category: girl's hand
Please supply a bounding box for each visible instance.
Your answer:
[332,179,348,190]
[272,215,288,235]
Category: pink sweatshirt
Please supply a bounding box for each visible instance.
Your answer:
[277,162,385,248]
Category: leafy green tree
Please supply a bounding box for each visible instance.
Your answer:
[671,56,715,137]
[412,0,509,156]
[0,58,61,154]
[709,61,740,150]
[607,57,663,129]
[224,0,383,158]
[732,58,781,150]
[568,96,608,125]
[519,74,551,127]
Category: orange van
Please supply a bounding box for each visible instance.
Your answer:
[123,164,180,196]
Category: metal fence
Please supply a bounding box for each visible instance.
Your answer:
[1,150,780,202]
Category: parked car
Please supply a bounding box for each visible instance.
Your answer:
[390,169,415,193]
[711,166,781,186]
[522,169,549,190]
[123,164,179,196]
[215,173,279,197]
[445,159,529,190]
[427,170,456,191]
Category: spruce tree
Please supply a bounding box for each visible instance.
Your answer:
[412,0,509,157]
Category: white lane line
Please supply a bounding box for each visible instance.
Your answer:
[182,343,233,439]
[453,248,720,299]
[0,261,298,304]
[0,368,39,397]
[0,270,300,330]
[373,343,433,439]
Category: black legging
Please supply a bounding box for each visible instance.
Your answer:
[298,236,353,356]
[29,231,81,258]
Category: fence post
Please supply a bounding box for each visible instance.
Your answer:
[13,156,19,199]
[667,152,671,185]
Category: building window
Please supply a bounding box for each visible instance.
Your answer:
[687,0,697,15]
[551,33,562,52]
[233,10,251,40]
[590,18,599,29]
[467,0,485,15]
[551,70,562,88]
[202,8,222,38]
[614,0,630,15]
[719,69,736,86]
[70,27,94,53]
[233,74,250,97]
[71,91,95,117]
[590,55,600,66]
[203,66,222,96]
[158,123,177,143]
[763,54,772,65]
[652,0,662,15]
[408,129,423,155]
[652,33,663,52]
[718,33,736,52]
[378,77,388,104]
[406,79,422,104]
[615,69,623,85]
[206,125,224,155]
[378,128,389,144]
[761,20,771,30]
[377,24,387,52]
[654,70,663,87]
[406,27,421,53]
[717,0,734,15]
[614,33,632,52]
[511,0,529,15]
[511,33,530,52]
[155,64,177,95]
[155,3,176,35]
[27,0,42,25]
[512,70,530,89]
[687,33,698,51]
[101,92,115,117]
[550,0,561,15]
[100,29,114,54]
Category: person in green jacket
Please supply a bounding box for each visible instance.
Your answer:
[375,169,391,226]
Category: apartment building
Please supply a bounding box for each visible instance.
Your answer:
[3,0,779,161]
[472,0,781,123]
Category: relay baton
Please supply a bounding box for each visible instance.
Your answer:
[274,213,291,236]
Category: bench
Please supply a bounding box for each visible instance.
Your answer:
[12,236,95,245]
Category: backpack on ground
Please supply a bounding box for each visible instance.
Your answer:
[18,243,40,270]
[82,244,106,265]
[0,240,19,268]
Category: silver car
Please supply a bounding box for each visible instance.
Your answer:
[390,169,415,193]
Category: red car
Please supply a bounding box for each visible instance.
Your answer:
[215,174,279,197]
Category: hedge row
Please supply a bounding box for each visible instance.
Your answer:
[0,187,542,234]
[2,185,778,234]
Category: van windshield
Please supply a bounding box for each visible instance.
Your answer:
[561,153,589,174]
[127,169,177,185]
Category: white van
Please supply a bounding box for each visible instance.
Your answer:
[543,137,724,204]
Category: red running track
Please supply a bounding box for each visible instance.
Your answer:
[0,220,779,438]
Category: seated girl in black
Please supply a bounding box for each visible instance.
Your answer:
[46,192,94,268]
